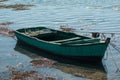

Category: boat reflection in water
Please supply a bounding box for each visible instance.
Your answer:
[14,40,107,79]
[14,27,110,63]
[14,40,105,69]
[15,40,106,79]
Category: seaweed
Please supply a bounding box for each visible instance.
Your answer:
[0,22,14,37]
[0,0,8,2]
[0,22,14,26]
[30,58,56,68]
[0,4,35,10]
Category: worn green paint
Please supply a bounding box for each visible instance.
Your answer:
[14,27,109,58]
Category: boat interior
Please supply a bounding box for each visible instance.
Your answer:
[18,28,100,44]
[32,30,100,44]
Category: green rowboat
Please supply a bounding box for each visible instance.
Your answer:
[14,27,110,63]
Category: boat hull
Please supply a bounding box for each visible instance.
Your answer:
[14,27,109,63]
[16,39,103,63]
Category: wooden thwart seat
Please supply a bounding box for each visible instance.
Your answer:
[51,37,80,43]
[62,38,100,45]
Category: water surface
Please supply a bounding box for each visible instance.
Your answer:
[0,0,120,80]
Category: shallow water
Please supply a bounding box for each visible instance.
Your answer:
[0,0,120,80]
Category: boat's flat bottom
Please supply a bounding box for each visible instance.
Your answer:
[15,40,103,64]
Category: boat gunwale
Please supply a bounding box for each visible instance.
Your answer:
[15,30,107,47]
[14,30,61,45]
